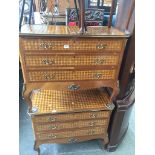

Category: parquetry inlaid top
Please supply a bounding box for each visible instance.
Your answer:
[19,24,129,37]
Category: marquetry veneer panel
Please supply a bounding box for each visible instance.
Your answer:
[25,54,119,67]
[34,119,108,132]
[31,89,110,114]
[28,70,116,82]
[36,127,106,140]
[21,38,124,52]
[32,111,110,123]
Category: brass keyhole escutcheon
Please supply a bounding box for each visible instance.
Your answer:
[48,125,57,130]
[48,117,56,122]
[95,58,105,64]
[40,42,52,49]
[42,59,55,65]
[94,73,102,79]
[48,134,57,139]
[89,122,95,126]
[44,74,55,80]
[68,84,80,91]
[90,113,97,118]
[96,44,107,49]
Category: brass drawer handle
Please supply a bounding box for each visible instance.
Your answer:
[48,134,57,139]
[90,113,97,118]
[40,42,53,49]
[89,122,96,127]
[68,138,78,143]
[94,73,102,79]
[94,58,105,64]
[96,44,107,49]
[48,117,56,122]
[68,84,80,91]
[48,125,57,130]
[42,59,55,65]
[87,130,95,135]
[44,74,55,80]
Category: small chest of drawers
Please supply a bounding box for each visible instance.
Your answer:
[29,89,114,148]
[20,36,126,92]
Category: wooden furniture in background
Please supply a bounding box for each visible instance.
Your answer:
[88,0,117,15]
[66,8,104,26]
[107,0,135,151]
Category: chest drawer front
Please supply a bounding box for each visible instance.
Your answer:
[34,119,108,132]
[21,38,124,52]
[37,127,106,140]
[32,111,110,123]
[25,55,119,67]
[28,70,116,82]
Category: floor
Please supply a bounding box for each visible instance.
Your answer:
[19,71,135,155]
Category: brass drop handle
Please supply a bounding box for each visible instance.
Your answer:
[94,73,102,79]
[48,125,57,130]
[90,113,97,118]
[68,138,78,143]
[96,44,107,49]
[89,122,95,127]
[42,59,55,65]
[40,42,52,49]
[44,74,55,80]
[48,116,56,122]
[94,58,105,64]
[68,84,80,91]
[87,130,95,135]
[48,134,57,139]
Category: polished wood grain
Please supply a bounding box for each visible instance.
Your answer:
[108,0,116,28]
[125,0,135,30]
[19,25,129,37]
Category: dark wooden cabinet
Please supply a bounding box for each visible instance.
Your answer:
[107,0,135,151]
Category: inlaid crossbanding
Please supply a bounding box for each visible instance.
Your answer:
[25,55,119,67]
[21,38,123,51]
[37,127,106,140]
[32,111,110,123]
[35,119,108,131]
[28,70,115,82]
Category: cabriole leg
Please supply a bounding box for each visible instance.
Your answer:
[34,141,40,155]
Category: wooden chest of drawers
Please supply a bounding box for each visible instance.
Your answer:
[19,25,128,154]
[20,32,126,96]
[29,89,113,150]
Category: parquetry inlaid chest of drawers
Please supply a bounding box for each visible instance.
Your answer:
[19,25,129,154]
